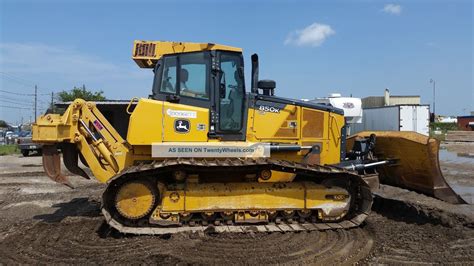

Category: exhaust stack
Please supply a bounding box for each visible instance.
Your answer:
[251,53,259,94]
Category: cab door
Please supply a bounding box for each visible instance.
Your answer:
[160,52,211,142]
[210,52,247,141]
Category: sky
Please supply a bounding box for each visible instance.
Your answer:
[0,0,472,124]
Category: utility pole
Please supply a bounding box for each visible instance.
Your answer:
[51,92,54,112]
[430,79,436,115]
[34,85,38,122]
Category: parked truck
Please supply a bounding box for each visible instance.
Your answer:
[17,131,42,156]
[352,105,430,136]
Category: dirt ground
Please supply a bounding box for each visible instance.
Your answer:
[0,143,473,264]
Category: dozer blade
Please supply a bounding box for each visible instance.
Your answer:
[42,145,74,188]
[62,143,90,180]
[348,131,467,204]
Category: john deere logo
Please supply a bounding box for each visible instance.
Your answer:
[174,119,190,133]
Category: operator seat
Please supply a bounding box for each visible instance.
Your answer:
[180,68,189,90]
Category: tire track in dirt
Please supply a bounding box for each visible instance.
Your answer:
[2,185,473,264]
[1,162,472,264]
[363,212,474,264]
[0,216,373,264]
[0,171,374,264]
[362,191,474,264]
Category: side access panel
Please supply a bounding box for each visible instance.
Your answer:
[162,102,209,142]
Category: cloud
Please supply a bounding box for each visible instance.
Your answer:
[382,4,402,15]
[284,23,335,47]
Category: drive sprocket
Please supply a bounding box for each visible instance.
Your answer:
[114,180,156,220]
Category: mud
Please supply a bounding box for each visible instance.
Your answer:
[0,143,473,264]
[0,216,374,264]
[440,143,474,204]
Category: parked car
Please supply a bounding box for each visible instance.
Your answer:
[16,131,42,156]
[5,131,16,144]
[0,130,5,144]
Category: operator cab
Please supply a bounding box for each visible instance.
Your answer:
[132,41,342,141]
[151,50,246,140]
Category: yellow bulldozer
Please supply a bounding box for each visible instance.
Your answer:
[32,41,465,234]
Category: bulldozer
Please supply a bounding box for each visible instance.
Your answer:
[32,41,465,235]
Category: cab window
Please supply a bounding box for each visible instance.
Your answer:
[179,53,209,100]
[160,56,177,93]
[219,53,244,131]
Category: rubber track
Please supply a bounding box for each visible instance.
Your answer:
[102,158,373,235]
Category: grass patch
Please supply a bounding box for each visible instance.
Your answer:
[430,133,445,141]
[430,122,458,141]
[0,145,19,156]
[430,122,458,132]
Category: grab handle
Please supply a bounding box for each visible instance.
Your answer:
[126,97,139,115]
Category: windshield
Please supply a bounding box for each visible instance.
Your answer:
[158,52,210,100]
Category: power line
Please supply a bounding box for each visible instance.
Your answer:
[1,84,52,122]
[0,76,63,123]
[0,105,33,110]
[3,95,27,101]
[0,89,49,96]
[0,75,35,88]
[0,99,34,106]
[0,72,36,87]
[0,89,35,96]
[2,96,34,104]
[0,72,50,94]
[38,99,51,104]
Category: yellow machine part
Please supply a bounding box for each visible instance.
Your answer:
[115,182,156,219]
[126,98,210,144]
[125,95,345,166]
[347,131,466,204]
[132,40,242,68]
[260,171,295,182]
[33,96,347,184]
[159,181,350,217]
[247,102,345,165]
[32,99,133,184]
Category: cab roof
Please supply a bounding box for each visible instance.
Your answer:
[132,40,242,68]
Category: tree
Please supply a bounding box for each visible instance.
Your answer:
[0,120,8,128]
[57,85,106,102]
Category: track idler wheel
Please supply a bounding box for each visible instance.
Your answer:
[114,180,157,220]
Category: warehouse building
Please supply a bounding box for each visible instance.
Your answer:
[457,116,474,131]
[361,88,421,108]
